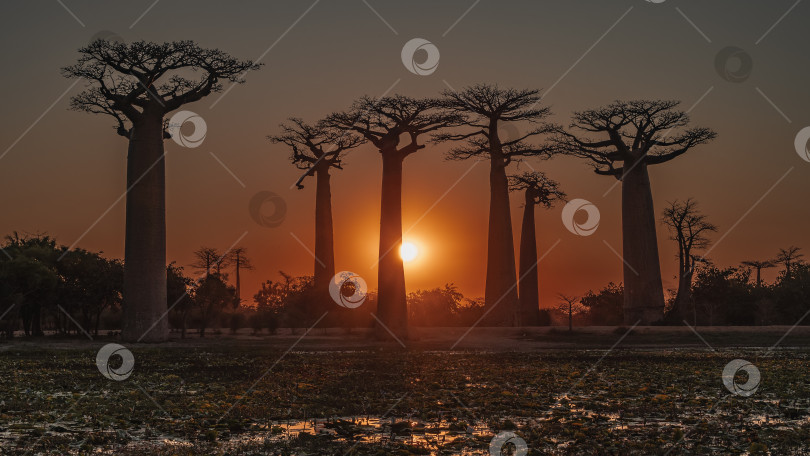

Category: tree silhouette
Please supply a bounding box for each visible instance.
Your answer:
[741,260,776,288]
[191,247,223,279]
[557,294,583,332]
[63,40,259,342]
[508,172,565,326]
[269,118,362,309]
[661,198,717,323]
[437,84,555,326]
[776,246,805,280]
[554,100,716,324]
[227,247,254,309]
[326,95,461,340]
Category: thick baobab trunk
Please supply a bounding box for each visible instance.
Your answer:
[621,161,665,325]
[376,151,408,340]
[518,192,541,326]
[672,270,694,323]
[122,112,168,343]
[314,166,336,305]
[485,154,519,326]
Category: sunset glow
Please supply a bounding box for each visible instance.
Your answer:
[400,242,419,262]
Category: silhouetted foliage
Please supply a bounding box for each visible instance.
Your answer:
[554,99,717,325]
[437,84,556,326]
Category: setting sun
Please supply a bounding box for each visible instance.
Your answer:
[400,242,419,262]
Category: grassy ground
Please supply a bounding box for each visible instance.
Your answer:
[2,328,810,455]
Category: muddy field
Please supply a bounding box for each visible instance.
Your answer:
[2,329,810,455]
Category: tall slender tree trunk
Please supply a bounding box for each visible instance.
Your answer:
[122,112,168,343]
[621,161,665,325]
[755,267,762,288]
[376,151,408,340]
[234,256,241,309]
[485,153,519,326]
[518,192,540,326]
[314,166,336,312]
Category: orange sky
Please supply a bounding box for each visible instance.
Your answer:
[1,0,808,308]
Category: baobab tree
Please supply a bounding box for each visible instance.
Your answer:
[554,100,716,325]
[63,40,259,342]
[269,118,362,308]
[661,198,717,323]
[228,247,254,308]
[191,247,223,279]
[326,95,461,340]
[741,260,776,287]
[508,172,565,326]
[557,294,583,332]
[438,84,555,325]
[776,246,805,280]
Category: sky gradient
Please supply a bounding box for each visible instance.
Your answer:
[1,0,808,308]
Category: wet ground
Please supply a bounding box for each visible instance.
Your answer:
[2,328,810,454]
